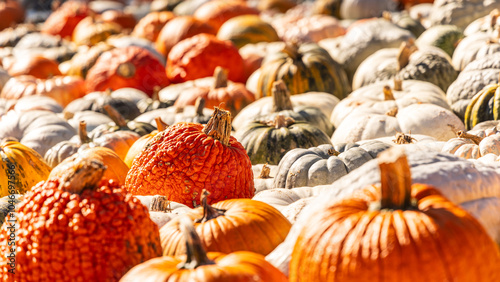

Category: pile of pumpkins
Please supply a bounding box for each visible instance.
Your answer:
[2,0,500,280]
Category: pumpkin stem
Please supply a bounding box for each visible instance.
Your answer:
[149,195,172,212]
[195,190,226,223]
[397,40,418,70]
[203,107,231,146]
[328,148,340,156]
[392,131,416,144]
[375,146,414,210]
[194,97,206,116]
[213,67,228,89]
[456,130,483,145]
[152,86,161,101]
[266,114,295,128]
[272,80,293,112]
[103,104,128,127]
[177,216,216,270]
[386,107,398,117]
[57,158,106,194]
[490,9,499,29]
[282,43,300,60]
[393,77,403,91]
[78,121,92,144]
[154,117,168,132]
[117,62,136,78]
[258,163,271,179]
[383,85,395,100]
[382,11,392,21]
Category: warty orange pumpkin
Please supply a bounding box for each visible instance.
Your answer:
[125,107,254,208]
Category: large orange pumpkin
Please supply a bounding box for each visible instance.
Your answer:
[86,46,170,97]
[41,0,91,39]
[7,56,61,79]
[0,159,161,281]
[0,0,24,31]
[289,147,500,281]
[125,107,254,207]
[166,33,244,83]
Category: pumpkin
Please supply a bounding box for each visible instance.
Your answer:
[216,15,280,49]
[121,216,288,282]
[160,191,291,256]
[267,149,500,274]
[86,46,170,96]
[106,35,167,66]
[384,10,426,38]
[464,9,500,36]
[234,81,334,135]
[0,158,162,281]
[233,88,339,131]
[125,107,254,208]
[255,42,350,100]
[64,88,147,121]
[101,10,137,30]
[257,0,296,13]
[155,16,217,59]
[289,147,500,281]
[0,24,36,48]
[71,15,122,46]
[319,18,414,81]
[41,0,91,39]
[0,0,24,31]
[0,75,86,107]
[135,98,214,126]
[429,0,500,30]
[136,87,172,113]
[235,114,333,165]
[464,81,500,130]
[340,0,398,19]
[442,130,500,159]
[313,0,342,18]
[0,193,21,226]
[6,55,61,79]
[447,54,500,120]
[174,67,255,116]
[124,117,168,167]
[11,32,77,63]
[0,139,51,197]
[9,95,63,113]
[415,24,464,57]
[132,11,175,42]
[452,31,500,71]
[64,42,114,78]
[239,41,286,83]
[352,41,458,92]
[273,141,392,189]
[331,103,465,143]
[332,80,452,128]
[193,0,259,31]
[0,110,76,156]
[167,33,244,83]
[137,195,192,229]
[271,14,346,44]
[88,104,156,139]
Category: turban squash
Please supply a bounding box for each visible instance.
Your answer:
[125,107,254,208]
[121,216,287,282]
[289,147,500,281]
[0,158,162,281]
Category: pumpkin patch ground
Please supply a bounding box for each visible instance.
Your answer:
[2,0,500,281]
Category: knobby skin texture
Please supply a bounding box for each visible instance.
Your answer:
[124,122,254,207]
[289,184,500,282]
[0,178,162,282]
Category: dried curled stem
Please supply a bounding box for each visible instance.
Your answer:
[149,195,172,212]
[265,114,295,128]
[393,131,416,144]
[58,158,106,194]
[213,67,228,89]
[258,163,271,179]
[456,130,484,145]
[203,107,232,146]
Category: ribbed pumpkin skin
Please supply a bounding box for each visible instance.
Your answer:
[0,140,51,197]
[86,46,170,97]
[121,251,288,282]
[235,121,332,165]
[256,43,350,100]
[125,123,254,207]
[160,199,291,256]
[167,34,244,83]
[216,15,280,49]
[464,83,500,130]
[0,178,162,281]
[289,184,500,281]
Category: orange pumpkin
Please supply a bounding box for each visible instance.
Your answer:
[124,117,168,167]
[193,0,259,31]
[125,107,254,207]
[7,56,61,79]
[155,16,217,58]
[0,158,161,281]
[132,11,175,42]
[0,75,86,107]
[0,0,24,31]
[167,34,244,83]
[101,10,137,30]
[86,46,170,97]
[289,147,500,281]
[41,0,91,39]
[121,216,288,282]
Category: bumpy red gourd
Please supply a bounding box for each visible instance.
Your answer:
[125,107,254,207]
[0,159,162,281]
